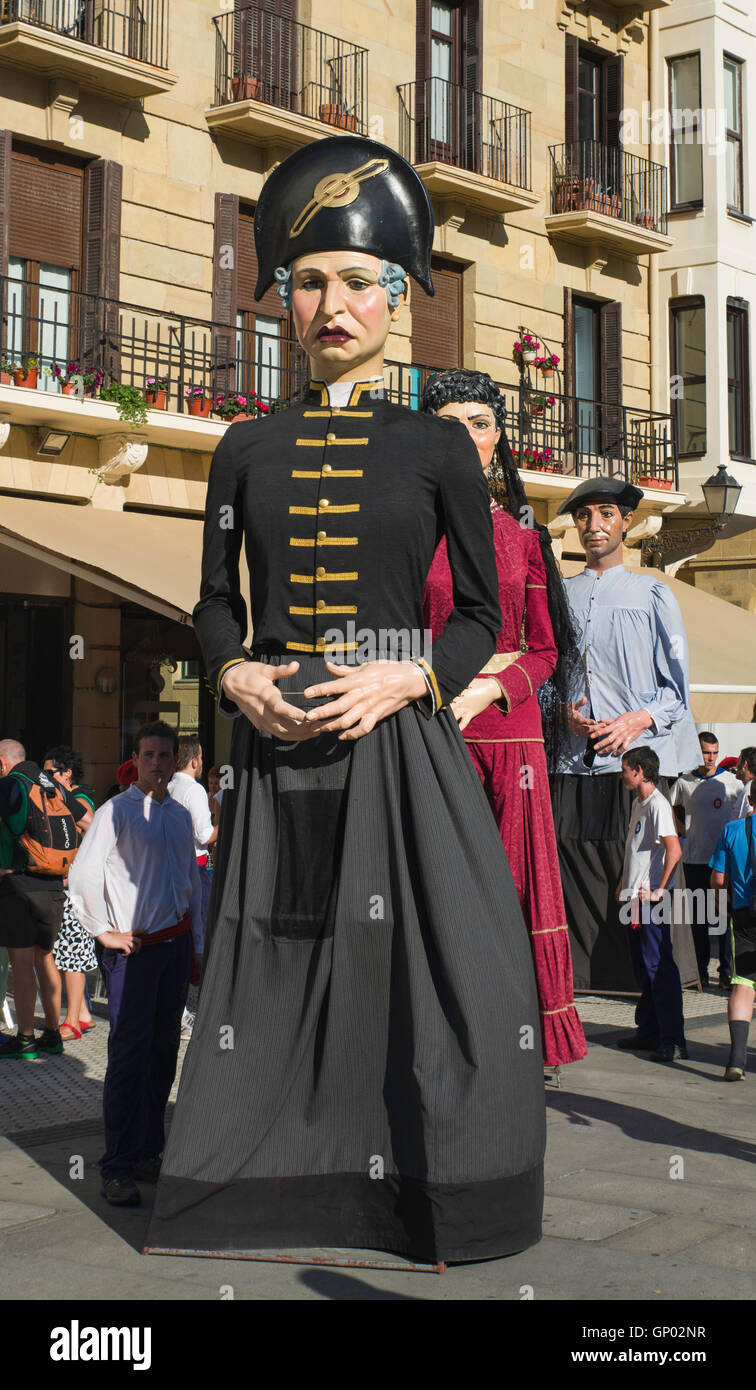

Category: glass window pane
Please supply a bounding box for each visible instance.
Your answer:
[431,3,453,36]
[431,36,451,81]
[726,135,741,208]
[7,257,24,361]
[670,54,701,115]
[430,58,450,143]
[727,310,743,455]
[673,140,703,204]
[578,92,596,143]
[724,60,740,132]
[673,304,706,455]
[38,264,72,391]
[578,58,597,92]
[254,314,282,402]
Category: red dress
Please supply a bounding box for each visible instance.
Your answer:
[424,505,586,1066]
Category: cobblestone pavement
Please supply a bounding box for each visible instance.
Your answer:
[0,982,753,1301]
[0,986,729,1136]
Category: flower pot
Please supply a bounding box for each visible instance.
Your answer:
[14,368,38,388]
[522,350,537,365]
[0,371,11,385]
[228,411,257,423]
[146,389,167,410]
[634,211,656,230]
[539,366,554,377]
[188,396,211,417]
[232,75,261,101]
[637,475,672,490]
[319,103,356,130]
[529,403,544,416]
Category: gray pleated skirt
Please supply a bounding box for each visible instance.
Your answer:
[147,657,546,1264]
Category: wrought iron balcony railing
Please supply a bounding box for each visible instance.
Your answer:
[0,274,677,489]
[212,3,367,134]
[398,78,531,190]
[1,0,169,68]
[550,140,669,233]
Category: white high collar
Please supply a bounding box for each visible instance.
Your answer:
[326,376,384,407]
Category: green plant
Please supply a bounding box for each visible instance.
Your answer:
[1,354,13,374]
[100,382,149,429]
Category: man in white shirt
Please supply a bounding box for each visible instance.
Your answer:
[735,746,756,818]
[167,736,216,951]
[616,746,685,1063]
[672,732,741,987]
[68,721,201,1207]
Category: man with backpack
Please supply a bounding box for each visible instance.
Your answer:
[0,738,88,1060]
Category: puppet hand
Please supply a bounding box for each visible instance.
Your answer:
[222,661,319,741]
[568,697,595,736]
[591,708,653,756]
[301,660,428,740]
[450,678,502,732]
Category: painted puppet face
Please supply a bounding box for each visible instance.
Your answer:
[290,250,404,381]
[573,502,632,561]
[436,401,501,472]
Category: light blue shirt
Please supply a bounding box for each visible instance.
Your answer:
[558,565,701,778]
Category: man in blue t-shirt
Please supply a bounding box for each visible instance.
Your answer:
[709,779,756,1080]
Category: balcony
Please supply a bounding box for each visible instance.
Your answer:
[397,78,538,217]
[0,0,175,97]
[546,141,673,256]
[207,4,367,149]
[0,275,678,498]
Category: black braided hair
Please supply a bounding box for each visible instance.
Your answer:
[422,368,581,771]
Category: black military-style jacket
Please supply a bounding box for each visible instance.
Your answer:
[193,380,501,714]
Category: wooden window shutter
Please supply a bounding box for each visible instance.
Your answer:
[81,157,122,379]
[565,34,579,145]
[212,192,239,395]
[462,1,481,173]
[411,261,462,368]
[603,54,623,148]
[415,0,430,155]
[237,209,284,315]
[10,148,84,269]
[0,130,10,283]
[600,299,623,461]
[563,286,575,451]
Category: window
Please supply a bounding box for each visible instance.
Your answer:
[727,299,750,458]
[668,54,703,209]
[670,298,706,456]
[724,56,744,213]
[577,53,601,143]
[430,2,458,145]
[415,1,478,168]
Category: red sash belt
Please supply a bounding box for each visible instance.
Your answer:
[196,855,209,868]
[139,913,192,946]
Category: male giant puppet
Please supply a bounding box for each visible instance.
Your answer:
[551,477,700,993]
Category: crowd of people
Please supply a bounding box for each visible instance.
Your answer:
[0,132,754,1268]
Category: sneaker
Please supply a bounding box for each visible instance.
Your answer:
[101,1176,140,1206]
[36,1028,63,1056]
[131,1156,162,1183]
[724,1065,746,1082]
[650,1041,688,1063]
[615,1033,660,1051]
[0,1032,38,1060]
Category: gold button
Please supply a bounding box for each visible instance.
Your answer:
[320,498,330,509]
[317,530,326,542]
[316,566,326,579]
[326,432,336,442]
[316,599,326,611]
[322,463,332,473]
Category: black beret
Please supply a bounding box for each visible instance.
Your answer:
[557,476,644,516]
[253,135,434,300]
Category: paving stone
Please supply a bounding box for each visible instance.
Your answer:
[545,1169,756,1222]
[0,1198,57,1229]
[543,1194,656,1241]
[674,1231,756,1274]
[604,1214,728,1255]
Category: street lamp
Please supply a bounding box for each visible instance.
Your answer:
[701,463,742,516]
